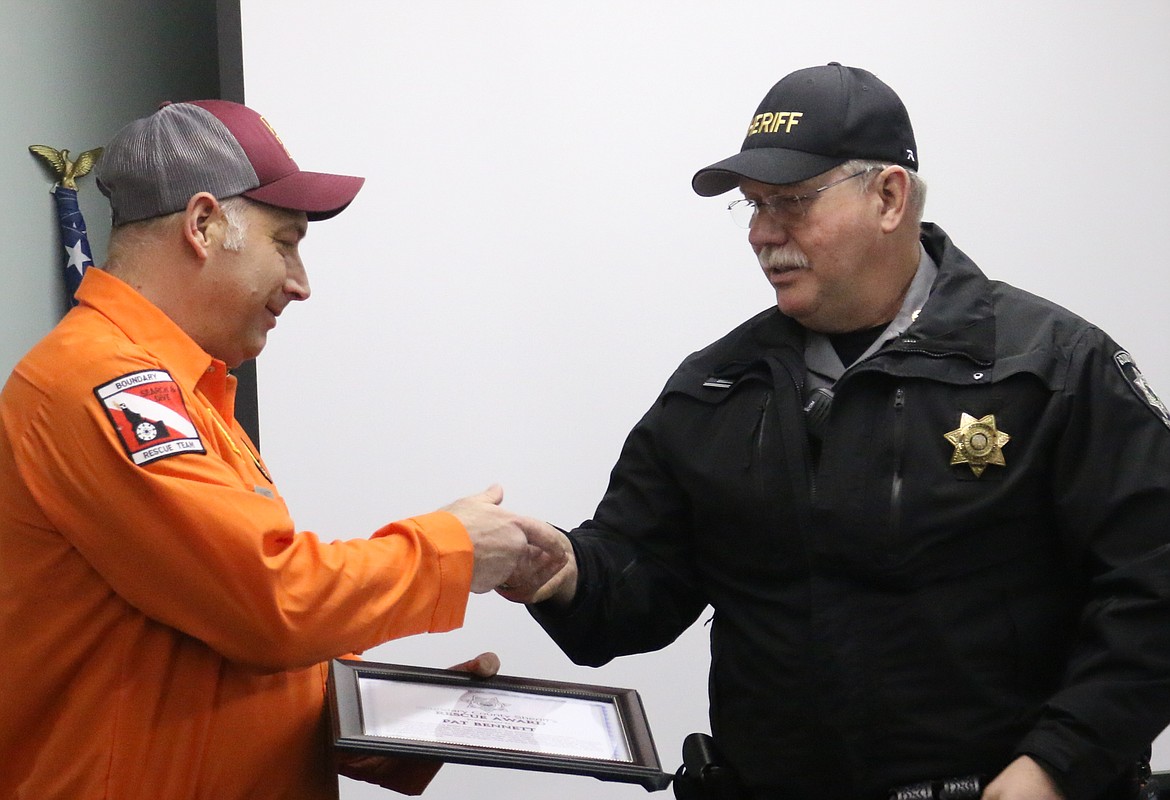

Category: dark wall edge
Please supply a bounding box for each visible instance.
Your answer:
[215,0,261,448]
[216,0,245,104]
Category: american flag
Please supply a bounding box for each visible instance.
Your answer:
[51,184,94,305]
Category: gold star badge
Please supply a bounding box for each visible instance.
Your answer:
[944,412,1011,477]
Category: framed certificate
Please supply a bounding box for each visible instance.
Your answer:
[328,658,672,791]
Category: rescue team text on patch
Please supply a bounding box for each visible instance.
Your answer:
[747,111,803,135]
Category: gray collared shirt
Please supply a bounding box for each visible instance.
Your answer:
[804,244,938,397]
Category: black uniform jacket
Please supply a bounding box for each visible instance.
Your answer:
[532,223,1170,800]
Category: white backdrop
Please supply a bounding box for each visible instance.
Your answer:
[241,2,1170,797]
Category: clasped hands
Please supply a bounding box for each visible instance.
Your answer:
[442,484,574,598]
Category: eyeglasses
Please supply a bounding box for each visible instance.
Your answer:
[726,168,875,229]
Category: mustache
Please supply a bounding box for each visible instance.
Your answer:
[757,244,809,270]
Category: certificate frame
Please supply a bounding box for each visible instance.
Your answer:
[328,658,672,791]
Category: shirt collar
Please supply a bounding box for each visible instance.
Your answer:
[805,244,939,386]
[74,268,221,391]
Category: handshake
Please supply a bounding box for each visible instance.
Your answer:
[441,484,578,606]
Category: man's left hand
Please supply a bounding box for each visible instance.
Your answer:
[982,755,1066,800]
[336,652,501,794]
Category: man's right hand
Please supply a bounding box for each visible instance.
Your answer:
[982,755,1066,800]
[496,538,578,607]
[442,484,567,594]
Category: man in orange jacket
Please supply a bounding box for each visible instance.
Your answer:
[0,99,566,799]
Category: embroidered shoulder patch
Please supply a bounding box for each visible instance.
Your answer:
[1114,351,1170,431]
[94,370,206,465]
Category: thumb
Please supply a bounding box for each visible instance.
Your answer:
[516,517,565,553]
[478,483,504,505]
[449,651,501,678]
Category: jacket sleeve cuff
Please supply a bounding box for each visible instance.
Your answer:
[384,510,473,633]
[1015,727,1121,800]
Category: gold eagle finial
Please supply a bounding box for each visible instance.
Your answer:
[28,144,103,190]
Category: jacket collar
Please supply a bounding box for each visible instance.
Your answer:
[897,222,995,366]
[742,222,997,367]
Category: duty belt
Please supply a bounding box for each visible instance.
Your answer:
[889,776,983,800]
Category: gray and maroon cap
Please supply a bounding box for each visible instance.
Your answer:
[692,63,918,197]
[96,99,365,225]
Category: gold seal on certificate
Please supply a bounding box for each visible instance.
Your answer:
[327,659,671,790]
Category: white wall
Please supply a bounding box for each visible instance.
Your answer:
[241,2,1170,797]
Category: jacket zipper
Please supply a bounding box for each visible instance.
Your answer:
[772,353,815,498]
[888,340,993,369]
[751,392,772,492]
[890,386,906,544]
[754,392,771,456]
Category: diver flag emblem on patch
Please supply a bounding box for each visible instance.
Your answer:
[94,370,206,465]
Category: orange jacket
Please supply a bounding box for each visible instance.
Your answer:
[0,268,473,799]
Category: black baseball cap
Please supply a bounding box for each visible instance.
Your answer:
[692,63,918,197]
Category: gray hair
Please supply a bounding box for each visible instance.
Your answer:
[107,194,251,265]
[841,159,928,224]
[217,196,250,252]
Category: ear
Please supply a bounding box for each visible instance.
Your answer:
[873,166,910,234]
[181,192,223,260]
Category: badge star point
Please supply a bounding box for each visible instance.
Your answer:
[944,412,1011,477]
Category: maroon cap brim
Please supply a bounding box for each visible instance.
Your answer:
[243,170,365,221]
